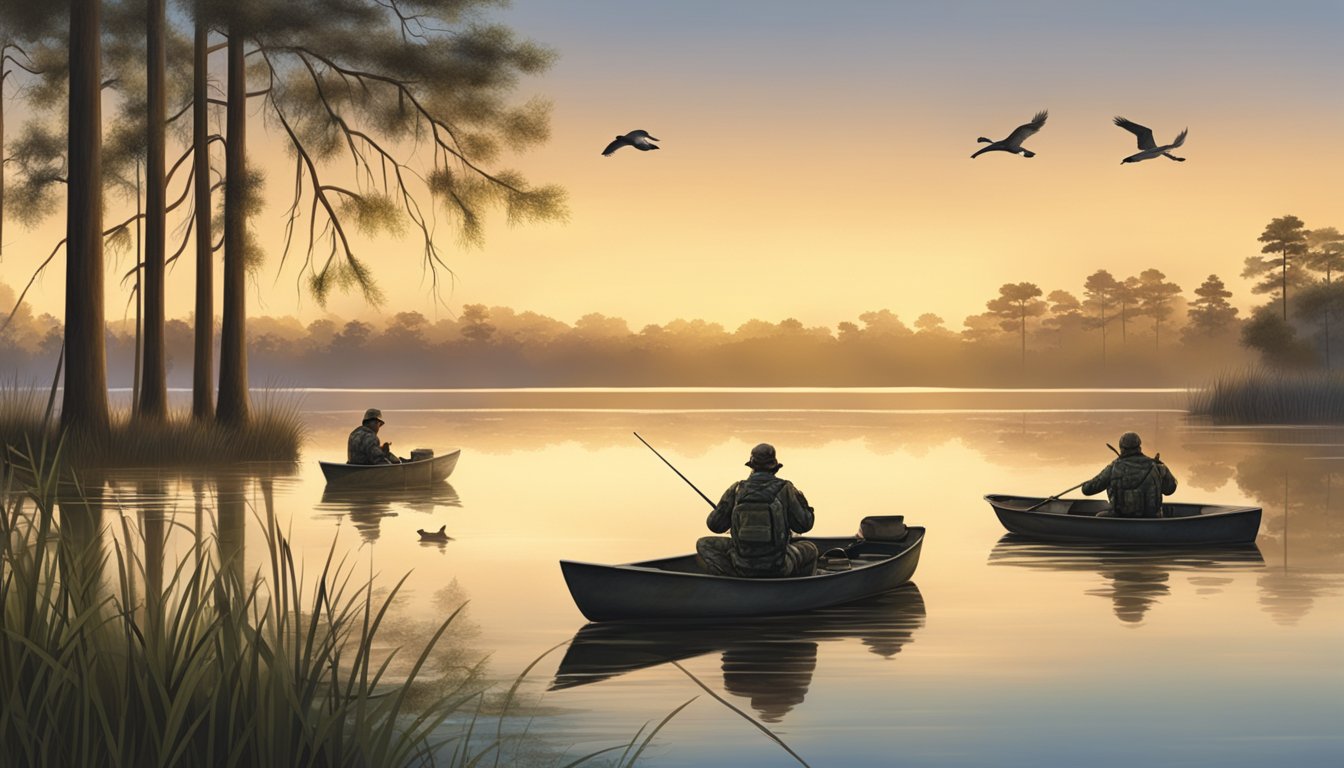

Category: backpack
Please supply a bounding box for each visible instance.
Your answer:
[730,478,789,559]
[1110,458,1159,517]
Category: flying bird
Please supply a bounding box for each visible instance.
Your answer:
[971,110,1048,159]
[602,130,660,156]
[1114,117,1187,164]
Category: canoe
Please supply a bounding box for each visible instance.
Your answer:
[984,494,1261,545]
[318,449,460,489]
[559,527,924,622]
[550,584,926,693]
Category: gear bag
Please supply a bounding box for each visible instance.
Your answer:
[1110,458,1159,517]
[730,478,789,558]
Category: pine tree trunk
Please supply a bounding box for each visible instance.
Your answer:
[133,166,141,406]
[1,69,6,265]
[1282,250,1288,321]
[191,17,214,421]
[138,0,168,420]
[1019,311,1026,367]
[216,31,250,426]
[62,0,111,435]
[1100,304,1107,368]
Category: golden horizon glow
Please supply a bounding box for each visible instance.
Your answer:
[2,1,1341,333]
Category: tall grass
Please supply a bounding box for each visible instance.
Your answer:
[0,451,676,767]
[0,384,305,467]
[1189,367,1344,424]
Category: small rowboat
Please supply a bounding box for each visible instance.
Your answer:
[559,527,924,622]
[984,494,1261,545]
[318,449,460,489]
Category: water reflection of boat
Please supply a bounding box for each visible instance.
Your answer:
[985,495,1262,544]
[318,449,460,489]
[550,585,926,721]
[317,483,461,541]
[987,534,1265,623]
[560,529,924,622]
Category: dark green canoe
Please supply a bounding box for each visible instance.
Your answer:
[318,449,460,489]
[985,494,1261,545]
[559,526,925,622]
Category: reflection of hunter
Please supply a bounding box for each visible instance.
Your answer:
[1081,432,1177,518]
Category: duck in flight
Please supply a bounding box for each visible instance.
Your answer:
[602,130,660,156]
[971,110,1048,159]
[1114,117,1187,163]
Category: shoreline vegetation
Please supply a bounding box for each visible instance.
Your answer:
[0,386,305,469]
[1189,368,1344,424]
[0,454,810,767]
[0,458,472,765]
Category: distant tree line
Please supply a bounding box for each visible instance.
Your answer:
[1239,216,1344,369]
[2,270,1256,387]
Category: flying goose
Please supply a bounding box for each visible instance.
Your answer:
[971,110,1048,159]
[1114,117,1187,163]
[601,130,660,156]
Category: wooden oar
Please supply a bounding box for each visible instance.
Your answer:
[1027,443,1122,512]
[1026,481,1085,511]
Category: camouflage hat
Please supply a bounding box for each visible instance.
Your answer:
[362,408,385,424]
[1119,431,1142,450]
[745,443,783,471]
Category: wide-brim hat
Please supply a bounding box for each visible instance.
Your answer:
[745,443,783,471]
[362,408,385,424]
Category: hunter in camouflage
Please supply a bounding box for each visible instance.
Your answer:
[1081,431,1177,517]
[347,408,402,465]
[697,443,819,578]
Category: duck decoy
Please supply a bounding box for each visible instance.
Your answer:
[417,525,451,541]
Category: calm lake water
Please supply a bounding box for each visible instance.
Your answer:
[51,389,1344,766]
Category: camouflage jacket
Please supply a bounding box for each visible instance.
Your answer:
[1081,451,1177,517]
[347,425,394,465]
[707,472,814,573]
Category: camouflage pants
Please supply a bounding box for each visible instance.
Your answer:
[696,537,819,578]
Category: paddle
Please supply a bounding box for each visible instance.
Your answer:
[1026,442,1112,512]
[633,432,715,509]
[1025,481,1086,511]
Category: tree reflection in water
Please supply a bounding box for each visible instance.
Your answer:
[550,585,926,723]
[987,535,1265,625]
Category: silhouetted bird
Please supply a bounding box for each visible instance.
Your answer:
[602,130,660,156]
[1114,117,1187,163]
[417,525,450,541]
[971,110,1048,159]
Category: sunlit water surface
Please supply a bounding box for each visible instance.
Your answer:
[61,390,1344,766]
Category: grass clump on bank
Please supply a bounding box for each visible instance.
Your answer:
[1189,367,1344,424]
[0,456,471,766]
[0,386,304,468]
[0,450,755,768]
